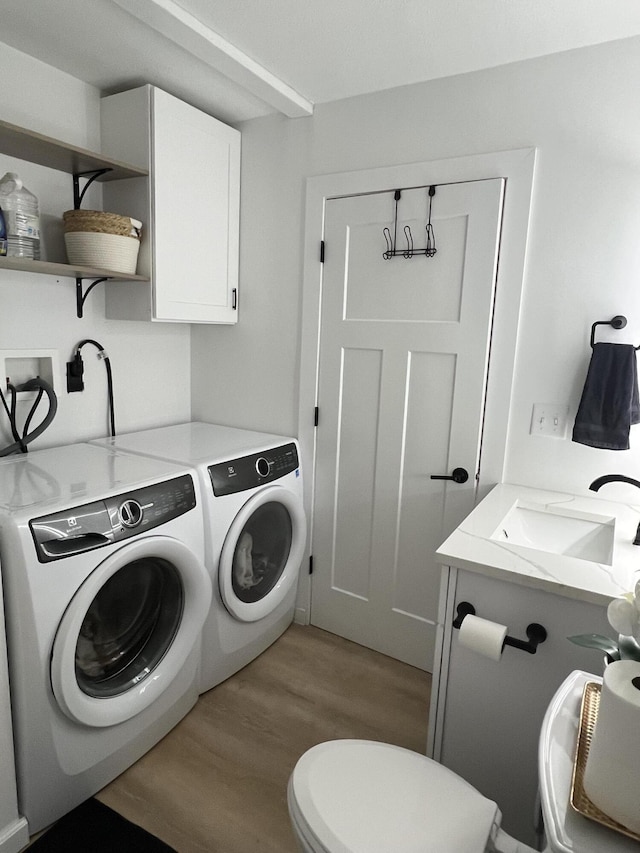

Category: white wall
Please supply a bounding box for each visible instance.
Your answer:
[192,36,640,501]
[0,44,191,452]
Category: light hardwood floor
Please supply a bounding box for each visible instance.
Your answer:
[95,624,432,852]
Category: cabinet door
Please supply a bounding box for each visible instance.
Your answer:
[101,85,240,324]
[152,88,240,323]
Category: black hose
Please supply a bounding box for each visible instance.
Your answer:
[0,383,22,446]
[104,354,116,437]
[22,385,44,438]
[0,378,58,457]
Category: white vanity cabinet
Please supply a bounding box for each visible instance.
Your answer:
[427,482,640,849]
[100,85,240,324]
[428,566,611,848]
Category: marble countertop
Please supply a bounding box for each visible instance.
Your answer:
[436,483,640,605]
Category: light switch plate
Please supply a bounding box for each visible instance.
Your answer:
[531,403,569,438]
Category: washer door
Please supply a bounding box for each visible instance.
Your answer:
[51,536,211,727]
[219,485,306,622]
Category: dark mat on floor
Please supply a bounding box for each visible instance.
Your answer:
[28,798,177,852]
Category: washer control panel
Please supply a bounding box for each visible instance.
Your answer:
[30,474,196,562]
[208,442,298,496]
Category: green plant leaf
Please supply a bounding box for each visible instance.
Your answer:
[567,634,619,654]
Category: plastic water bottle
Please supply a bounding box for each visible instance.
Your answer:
[0,172,40,260]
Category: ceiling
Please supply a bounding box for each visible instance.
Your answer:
[2,0,640,125]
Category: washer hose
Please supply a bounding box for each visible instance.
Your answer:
[0,377,58,456]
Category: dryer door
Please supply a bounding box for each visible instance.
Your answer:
[51,536,211,727]
[219,485,306,622]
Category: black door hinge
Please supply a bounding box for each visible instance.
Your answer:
[320,241,325,263]
[309,555,314,575]
[314,406,319,427]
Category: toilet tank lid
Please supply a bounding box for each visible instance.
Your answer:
[290,740,500,853]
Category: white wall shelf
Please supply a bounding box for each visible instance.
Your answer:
[0,119,148,181]
[0,119,149,317]
[0,255,147,281]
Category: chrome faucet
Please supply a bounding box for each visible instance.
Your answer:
[589,474,640,544]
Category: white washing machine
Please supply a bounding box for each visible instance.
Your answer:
[0,442,211,834]
[91,422,307,693]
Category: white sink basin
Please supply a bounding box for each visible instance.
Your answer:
[491,502,616,564]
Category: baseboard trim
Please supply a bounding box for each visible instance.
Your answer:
[0,816,29,853]
[294,607,308,625]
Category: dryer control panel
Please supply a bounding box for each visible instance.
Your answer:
[30,474,196,562]
[208,442,298,496]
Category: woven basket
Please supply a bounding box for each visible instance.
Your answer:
[64,232,140,274]
[63,209,140,239]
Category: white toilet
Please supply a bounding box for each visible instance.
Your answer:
[287,739,532,853]
[288,671,637,853]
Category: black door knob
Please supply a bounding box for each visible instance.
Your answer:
[430,467,469,484]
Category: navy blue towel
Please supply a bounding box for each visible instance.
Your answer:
[572,342,640,450]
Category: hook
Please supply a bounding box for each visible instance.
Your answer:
[383,228,393,260]
[403,225,413,258]
[382,190,402,259]
[425,223,436,257]
[425,185,437,257]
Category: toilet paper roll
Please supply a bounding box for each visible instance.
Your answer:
[457,614,508,662]
[583,660,640,834]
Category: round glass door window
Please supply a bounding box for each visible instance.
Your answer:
[231,501,293,604]
[75,557,184,698]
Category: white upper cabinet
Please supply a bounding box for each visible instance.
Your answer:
[101,85,240,324]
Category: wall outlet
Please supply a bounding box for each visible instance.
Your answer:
[530,403,569,438]
[66,353,84,393]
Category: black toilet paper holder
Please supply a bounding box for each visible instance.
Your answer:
[452,602,548,655]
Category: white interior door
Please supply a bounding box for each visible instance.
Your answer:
[310,179,504,670]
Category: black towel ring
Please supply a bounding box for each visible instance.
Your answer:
[590,315,640,350]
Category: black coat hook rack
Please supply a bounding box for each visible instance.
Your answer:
[452,601,547,655]
[590,315,640,350]
[382,186,437,259]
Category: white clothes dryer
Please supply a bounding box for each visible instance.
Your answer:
[0,443,211,833]
[91,422,307,693]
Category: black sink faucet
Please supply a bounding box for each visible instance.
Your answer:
[590,474,640,492]
[589,474,640,544]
